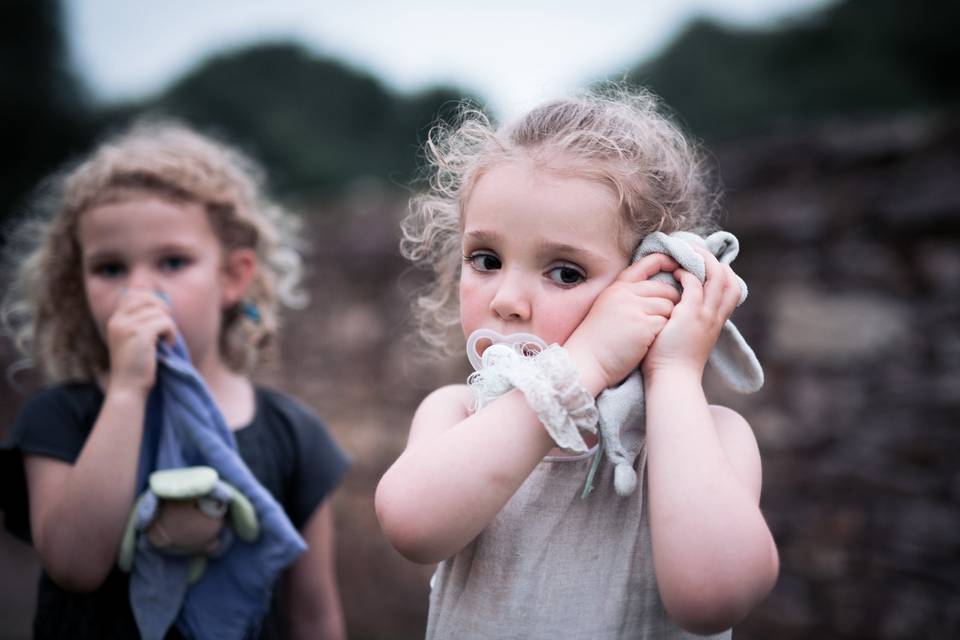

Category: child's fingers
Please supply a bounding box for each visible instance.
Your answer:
[692,246,729,312]
[136,312,172,334]
[157,323,177,347]
[637,296,675,319]
[719,263,742,317]
[674,269,703,306]
[647,314,668,335]
[141,305,176,334]
[114,288,168,316]
[130,302,176,337]
[618,253,681,283]
[628,280,682,303]
[112,302,176,344]
[118,299,174,328]
[139,313,177,346]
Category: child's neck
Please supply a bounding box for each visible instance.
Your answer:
[99,355,256,431]
[194,357,256,431]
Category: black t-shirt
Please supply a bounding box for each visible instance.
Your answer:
[0,383,349,639]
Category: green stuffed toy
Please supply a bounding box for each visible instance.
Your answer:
[119,466,259,583]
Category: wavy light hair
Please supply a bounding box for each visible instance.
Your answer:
[2,117,307,383]
[400,86,720,353]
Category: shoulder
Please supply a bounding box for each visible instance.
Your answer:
[2,382,101,543]
[709,404,763,501]
[418,384,474,413]
[255,386,324,431]
[18,382,103,419]
[709,404,753,441]
[8,382,103,459]
[408,384,474,445]
[252,386,345,458]
[248,387,349,526]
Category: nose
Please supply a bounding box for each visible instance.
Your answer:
[127,265,156,291]
[489,269,532,322]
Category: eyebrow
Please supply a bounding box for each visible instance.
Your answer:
[534,240,608,264]
[462,229,500,246]
[83,242,195,263]
[83,249,123,264]
[463,230,609,264]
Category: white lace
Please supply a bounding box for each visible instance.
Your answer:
[468,342,598,453]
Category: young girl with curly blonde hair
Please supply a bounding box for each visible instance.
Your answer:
[376,88,779,639]
[1,119,348,639]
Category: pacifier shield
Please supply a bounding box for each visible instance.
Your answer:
[466,329,548,371]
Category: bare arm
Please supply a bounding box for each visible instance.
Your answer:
[25,386,149,591]
[283,502,346,640]
[25,289,175,591]
[375,385,556,564]
[644,377,779,634]
[641,247,778,633]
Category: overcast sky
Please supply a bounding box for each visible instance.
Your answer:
[64,0,836,119]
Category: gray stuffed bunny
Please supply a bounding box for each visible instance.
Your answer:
[592,230,765,497]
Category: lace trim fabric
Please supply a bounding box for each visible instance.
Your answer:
[467,343,598,454]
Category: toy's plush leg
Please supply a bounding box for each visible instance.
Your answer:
[595,371,646,496]
[187,557,207,584]
[129,539,191,640]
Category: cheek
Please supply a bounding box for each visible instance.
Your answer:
[537,311,585,345]
[168,288,219,328]
[458,277,486,334]
[82,278,115,333]
[537,286,606,344]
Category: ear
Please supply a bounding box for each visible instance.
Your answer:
[220,248,257,308]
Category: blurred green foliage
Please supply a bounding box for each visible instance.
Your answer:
[628,0,960,140]
[2,0,958,225]
[107,43,472,198]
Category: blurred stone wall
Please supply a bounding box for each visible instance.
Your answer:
[1,113,957,639]
[710,113,960,639]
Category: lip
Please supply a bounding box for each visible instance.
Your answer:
[466,328,548,371]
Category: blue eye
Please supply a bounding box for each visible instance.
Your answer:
[547,265,585,286]
[466,252,501,272]
[92,262,126,279]
[160,255,191,272]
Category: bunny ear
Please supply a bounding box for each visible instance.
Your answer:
[709,320,765,393]
[705,231,740,264]
[635,231,707,281]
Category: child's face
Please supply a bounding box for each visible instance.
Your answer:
[459,161,632,347]
[78,193,249,369]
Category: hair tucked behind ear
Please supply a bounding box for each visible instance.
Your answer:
[401,85,720,354]
[1,117,307,383]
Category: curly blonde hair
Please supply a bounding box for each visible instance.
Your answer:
[2,117,307,383]
[400,86,720,353]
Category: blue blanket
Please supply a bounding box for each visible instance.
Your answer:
[130,336,306,639]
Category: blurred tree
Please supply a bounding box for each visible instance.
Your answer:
[107,43,472,199]
[628,0,960,140]
[0,0,94,226]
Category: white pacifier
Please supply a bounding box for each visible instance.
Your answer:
[466,329,549,371]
